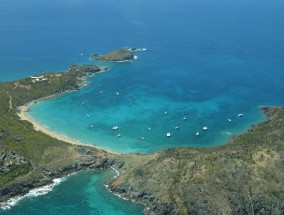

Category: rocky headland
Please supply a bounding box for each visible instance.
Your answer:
[109,107,284,215]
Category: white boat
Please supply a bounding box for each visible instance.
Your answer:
[238,113,244,117]
[140,137,145,140]
[90,125,94,128]
[203,126,208,131]
[117,134,121,137]
[174,126,180,130]
[228,118,232,122]
[164,111,168,115]
[166,132,171,137]
[183,116,187,120]
[196,132,200,136]
[148,127,152,131]
[116,92,120,95]
[99,90,103,94]
[112,126,119,130]
[86,114,90,118]
[80,53,83,56]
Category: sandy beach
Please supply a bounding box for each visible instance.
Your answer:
[16,101,117,154]
[17,103,86,146]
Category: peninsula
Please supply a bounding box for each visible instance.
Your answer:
[0,64,283,214]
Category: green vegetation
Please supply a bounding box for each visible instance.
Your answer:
[0,164,31,188]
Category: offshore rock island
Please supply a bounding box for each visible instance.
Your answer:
[0,63,283,214]
[91,48,135,62]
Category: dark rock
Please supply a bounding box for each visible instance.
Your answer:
[85,150,96,156]
[0,152,7,161]
[136,168,144,176]
[118,161,125,168]
[74,147,87,154]
[80,157,96,166]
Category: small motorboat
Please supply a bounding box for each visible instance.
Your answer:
[196,132,200,136]
[228,118,232,122]
[238,113,244,117]
[166,132,171,137]
[140,137,145,140]
[112,126,119,130]
[117,134,121,137]
[174,126,180,130]
[203,126,208,131]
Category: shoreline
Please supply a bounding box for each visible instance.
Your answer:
[105,167,129,201]
[0,177,66,210]
[17,98,119,155]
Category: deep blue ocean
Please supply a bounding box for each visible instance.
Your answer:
[1,0,284,213]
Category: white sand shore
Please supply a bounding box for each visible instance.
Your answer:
[17,100,117,154]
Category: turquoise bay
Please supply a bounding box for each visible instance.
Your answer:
[29,57,267,153]
[1,0,284,214]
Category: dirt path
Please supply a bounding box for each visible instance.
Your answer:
[7,91,12,110]
[6,82,18,110]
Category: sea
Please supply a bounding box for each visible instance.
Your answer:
[1,0,284,213]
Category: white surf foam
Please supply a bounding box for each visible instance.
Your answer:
[135,48,147,51]
[0,178,64,210]
[110,166,120,178]
[124,47,147,52]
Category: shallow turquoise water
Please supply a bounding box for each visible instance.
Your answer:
[22,0,284,153]
[1,0,284,213]
[29,70,266,153]
[0,171,143,215]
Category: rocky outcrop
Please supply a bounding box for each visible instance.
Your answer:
[0,148,112,203]
[68,65,102,74]
[0,149,27,174]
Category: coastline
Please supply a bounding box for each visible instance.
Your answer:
[13,66,116,154]
[16,99,118,155]
[0,176,66,210]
